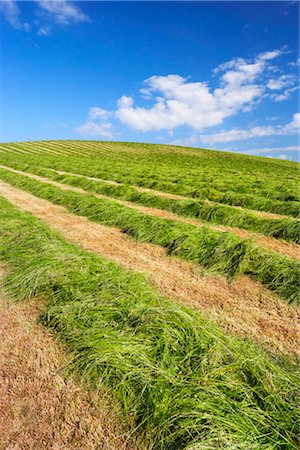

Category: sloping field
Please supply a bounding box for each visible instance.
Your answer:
[0,140,299,449]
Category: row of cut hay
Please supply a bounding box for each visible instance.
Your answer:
[1,141,74,157]
[0,146,299,217]
[18,140,94,158]
[6,162,299,244]
[41,140,300,203]
[0,195,298,450]
[0,167,298,304]
[12,140,299,203]
[116,173,299,217]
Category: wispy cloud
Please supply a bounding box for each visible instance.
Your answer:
[0,0,21,28]
[36,1,90,26]
[36,25,51,36]
[199,113,300,144]
[75,107,114,139]
[289,56,300,67]
[243,145,299,155]
[270,86,299,102]
[267,74,295,90]
[0,0,29,31]
[0,0,90,35]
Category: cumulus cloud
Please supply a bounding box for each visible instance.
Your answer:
[199,113,300,144]
[75,107,114,139]
[78,49,298,145]
[114,50,283,132]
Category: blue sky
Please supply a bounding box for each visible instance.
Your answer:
[0,1,299,160]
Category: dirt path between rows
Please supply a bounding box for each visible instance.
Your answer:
[0,180,298,356]
[0,165,298,260]
[0,267,138,450]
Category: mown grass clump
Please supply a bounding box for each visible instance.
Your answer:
[0,167,298,304]
[5,162,299,244]
[0,195,298,449]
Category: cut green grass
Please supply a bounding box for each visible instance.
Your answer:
[0,195,298,449]
[0,141,299,217]
[3,161,299,244]
[0,167,298,304]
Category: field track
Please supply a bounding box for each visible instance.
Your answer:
[0,179,298,355]
[0,164,298,259]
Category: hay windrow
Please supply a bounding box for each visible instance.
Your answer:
[0,166,298,304]
[0,195,299,449]
[1,161,299,244]
[0,140,299,217]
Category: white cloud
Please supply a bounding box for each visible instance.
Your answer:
[23,22,31,32]
[270,86,298,102]
[88,107,112,121]
[76,122,113,139]
[0,0,28,30]
[0,0,20,28]
[115,50,282,132]
[242,145,299,155]
[37,25,51,36]
[75,107,114,139]
[199,113,300,144]
[267,74,295,90]
[281,112,300,133]
[36,1,90,25]
[0,0,90,34]
[79,49,297,148]
[289,57,300,67]
[259,50,282,61]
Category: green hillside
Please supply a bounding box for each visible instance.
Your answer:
[0,140,299,449]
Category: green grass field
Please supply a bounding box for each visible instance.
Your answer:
[0,140,299,449]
